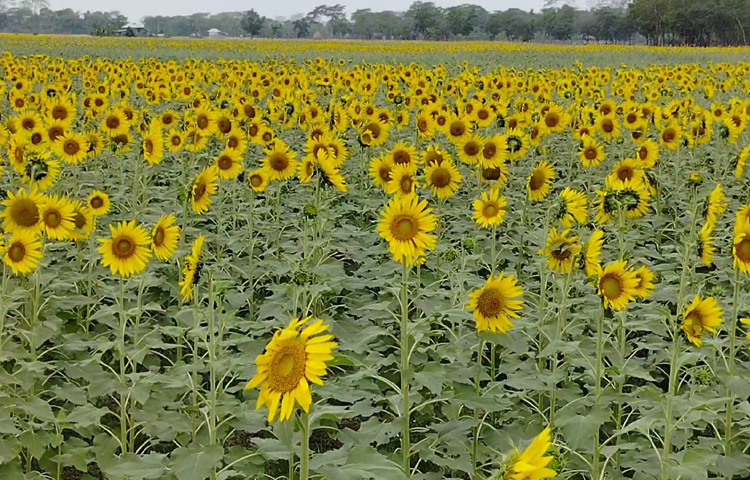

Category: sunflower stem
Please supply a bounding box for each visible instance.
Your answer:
[724,267,742,456]
[399,262,411,476]
[300,411,310,480]
[0,263,7,357]
[490,224,496,275]
[549,269,573,428]
[472,339,484,478]
[118,276,129,454]
[592,302,605,480]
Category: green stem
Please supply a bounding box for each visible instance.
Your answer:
[592,303,605,480]
[118,277,128,454]
[490,224,496,275]
[400,262,411,476]
[725,267,742,456]
[207,272,217,446]
[549,269,573,428]
[472,339,484,478]
[300,412,310,480]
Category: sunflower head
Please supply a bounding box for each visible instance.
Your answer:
[467,272,524,333]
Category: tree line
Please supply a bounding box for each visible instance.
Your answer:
[0,0,748,46]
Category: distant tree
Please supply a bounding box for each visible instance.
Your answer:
[485,11,503,40]
[407,1,447,39]
[293,18,310,37]
[271,22,282,38]
[240,9,265,38]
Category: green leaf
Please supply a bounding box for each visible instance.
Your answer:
[170,444,224,480]
[65,404,108,428]
[558,406,610,451]
[315,446,409,480]
[101,453,167,480]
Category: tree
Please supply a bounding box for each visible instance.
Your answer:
[240,9,265,38]
[293,18,310,37]
[407,1,447,39]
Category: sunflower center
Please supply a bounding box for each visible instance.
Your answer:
[399,176,413,193]
[31,133,42,145]
[600,274,622,298]
[244,104,256,118]
[218,155,233,170]
[393,150,410,165]
[22,119,35,130]
[10,199,40,227]
[464,141,480,157]
[196,115,209,130]
[584,147,598,160]
[483,167,501,181]
[113,237,136,259]
[545,113,559,128]
[626,113,638,124]
[431,168,451,188]
[8,243,25,263]
[144,139,154,154]
[269,153,289,172]
[476,287,505,318]
[62,140,79,155]
[250,174,263,187]
[683,311,703,336]
[638,146,648,160]
[268,340,307,393]
[153,227,165,247]
[602,119,614,133]
[106,116,120,129]
[162,114,174,125]
[218,118,231,134]
[529,170,546,191]
[662,129,675,142]
[551,245,572,260]
[171,135,182,146]
[193,181,207,201]
[44,209,62,228]
[228,137,239,148]
[391,216,417,241]
[89,197,103,209]
[617,166,634,181]
[736,238,750,261]
[378,166,391,182]
[478,109,489,120]
[449,122,465,137]
[483,202,500,218]
[248,125,259,137]
[74,212,86,229]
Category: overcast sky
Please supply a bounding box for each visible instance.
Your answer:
[48,0,561,23]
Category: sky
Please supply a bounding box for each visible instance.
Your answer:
[48,0,558,23]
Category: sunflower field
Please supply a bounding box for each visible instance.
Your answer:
[2,36,750,480]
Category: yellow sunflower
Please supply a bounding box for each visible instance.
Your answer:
[142,128,164,166]
[1,188,45,234]
[632,265,656,299]
[151,214,180,261]
[579,136,605,168]
[247,169,269,193]
[385,164,418,199]
[98,220,153,277]
[544,228,581,274]
[635,139,659,169]
[557,188,588,227]
[69,202,95,241]
[100,110,129,137]
[424,160,462,199]
[467,272,524,333]
[40,195,75,240]
[3,230,43,276]
[87,190,111,216]
[191,165,220,214]
[527,161,555,202]
[377,194,437,265]
[504,427,557,480]
[699,223,715,266]
[179,233,205,301]
[215,148,244,180]
[386,141,419,173]
[706,184,728,225]
[473,189,507,229]
[480,134,509,168]
[262,142,298,181]
[369,154,395,189]
[55,131,89,165]
[245,317,337,422]
[597,260,639,311]
[166,129,185,153]
[681,296,723,347]
[581,229,604,277]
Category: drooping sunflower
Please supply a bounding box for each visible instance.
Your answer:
[503,427,557,480]
[527,161,555,202]
[597,260,639,311]
[581,229,604,277]
[467,272,524,333]
[87,190,111,216]
[40,195,75,240]
[151,214,180,261]
[473,189,507,229]
[86,131,105,158]
[1,188,45,234]
[3,230,43,276]
[179,233,205,301]
[377,194,437,265]
[98,220,153,277]
[698,222,715,266]
[215,148,244,180]
[369,154,394,189]
[55,131,89,165]
[681,295,723,347]
[262,142,298,181]
[543,228,582,274]
[247,169,269,193]
[69,201,96,241]
[191,165,220,214]
[184,127,208,153]
[557,188,588,227]
[424,159,462,199]
[245,317,337,422]
[142,128,164,165]
[706,184,728,225]
[632,265,656,299]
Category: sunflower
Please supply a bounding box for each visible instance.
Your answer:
[40,195,75,240]
[473,189,507,229]
[635,139,659,168]
[557,188,588,227]
[8,137,27,173]
[445,115,471,144]
[597,114,621,140]
[18,111,42,132]
[246,317,337,422]
[98,220,153,277]
[377,194,437,265]
[385,164,418,198]
[597,260,639,311]
[192,107,217,136]
[86,131,105,157]
[503,427,557,480]
[142,128,164,165]
[215,148,243,180]
[659,122,682,150]
[3,230,43,276]
[424,160,462,199]
[158,109,180,129]
[247,169,269,192]
[540,104,568,134]
[457,134,483,166]
[504,128,530,161]
[69,202,95,241]
[191,165,220,214]
[166,129,184,153]
[1,188,45,234]
[184,127,208,153]
[737,145,750,178]
[581,229,604,277]
[54,131,89,165]
[527,161,555,202]
[386,141,419,173]
[226,128,248,154]
[22,154,60,192]
[318,156,348,193]
[179,233,205,301]
[369,154,394,189]
[699,222,715,266]
[544,228,581,274]
[681,296,723,347]
[480,135,509,168]
[85,190,111,216]
[467,272,524,333]
[359,119,389,147]
[100,110,129,137]
[262,142,298,181]
[632,265,656,299]
[706,184,727,225]
[416,111,436,139]
[151,214,180,261]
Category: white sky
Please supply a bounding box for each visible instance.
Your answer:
[47,0,558,23]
